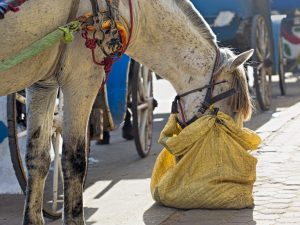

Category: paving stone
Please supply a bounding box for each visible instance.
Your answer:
[274,194,296,199]
[270,198,292,204]
[223,223,249,225]
[290,201,300,207]
[263,203,289,209]
[283,185,300,191]
[248,222,257,225]
[276,217,300,223]
[277,190,297,194]
[285,207,300,212]
[255,220,276,225]
[254,213,280,220]
[275,223,300,225]
[227,217,253,223]
[280,212,300,218]
[254,196,273,200]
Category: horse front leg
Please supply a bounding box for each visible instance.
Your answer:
[61,73,101,225]
[23,81,58,225]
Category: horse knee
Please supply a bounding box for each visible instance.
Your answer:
[26,127,51,177]
[25,150,51,178]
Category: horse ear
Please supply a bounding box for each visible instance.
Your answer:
[228,49,254,72]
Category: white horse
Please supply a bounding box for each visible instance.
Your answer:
[0,0,253,224]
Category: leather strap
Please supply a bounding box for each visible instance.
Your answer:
[172,48,238,128]
[198,88,237,114]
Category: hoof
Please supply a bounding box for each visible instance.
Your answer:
[63,218,86,225]
[96,131,110,145]
[122,126,134,140]
[22,216,44,225]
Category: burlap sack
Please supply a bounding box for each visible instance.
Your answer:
[151,111,261,209]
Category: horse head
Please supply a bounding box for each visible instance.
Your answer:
[121,0,254,125]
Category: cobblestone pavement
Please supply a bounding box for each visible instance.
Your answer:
[159,105,300,225]
[252,115,300,225]
[1,82,300,225]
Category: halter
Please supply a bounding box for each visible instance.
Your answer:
[172,48,237,128]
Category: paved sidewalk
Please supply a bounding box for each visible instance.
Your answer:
[158,103,300,225]
[1,102,300,225]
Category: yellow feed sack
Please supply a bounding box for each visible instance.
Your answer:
[151,111,261,209]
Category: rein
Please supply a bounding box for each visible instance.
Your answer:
[172,48,237,128]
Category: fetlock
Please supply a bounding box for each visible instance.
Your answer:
[63,217,86,225]
[22,211,44,225]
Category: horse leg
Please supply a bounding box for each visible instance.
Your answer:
[23,80,58,225]
[61,73,101,225]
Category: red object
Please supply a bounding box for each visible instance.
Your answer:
[83,0,134,91]
[1,0,26,18]
[282,28,300,45]
[8,4,19,12]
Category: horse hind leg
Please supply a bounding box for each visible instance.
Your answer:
[23,80,58,225]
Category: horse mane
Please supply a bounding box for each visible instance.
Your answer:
[174,0,217,44]
[221,48,253,121]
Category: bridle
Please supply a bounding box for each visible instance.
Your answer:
[172,48,237,128]
[83,0,133,78]
[80,0,133,90]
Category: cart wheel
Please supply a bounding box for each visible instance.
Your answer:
[278,38,286,95]
[7,91,63,219]
[251,15,273,111]
[130,60,154,158]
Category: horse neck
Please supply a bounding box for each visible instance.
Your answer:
[126,1,217,83]
[123,0,218,119]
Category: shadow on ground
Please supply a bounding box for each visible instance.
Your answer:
[144,204,256,225]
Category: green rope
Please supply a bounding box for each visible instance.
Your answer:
[0,21,80,72]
